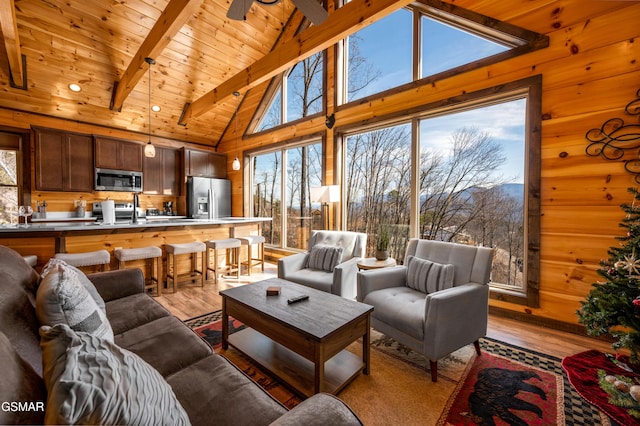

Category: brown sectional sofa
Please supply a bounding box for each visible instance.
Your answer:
[0,245,362,425]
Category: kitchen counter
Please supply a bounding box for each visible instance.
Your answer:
[0,217,270,233]
[0,217,271,268]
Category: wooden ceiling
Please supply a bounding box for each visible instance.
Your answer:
[0,0,411,147]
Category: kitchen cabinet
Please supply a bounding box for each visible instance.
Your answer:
[143,146,179,195]
[95,136,143,171]
[183,148,226,178]
[35,128,94,192]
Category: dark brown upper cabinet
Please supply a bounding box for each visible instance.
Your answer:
[35,128,94,192]
[95,136,143,171]
[183,148,226,178]
[143,146,180,195]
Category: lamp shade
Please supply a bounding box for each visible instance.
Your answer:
[310,185,340,203]
[144,142,156,158]
[325,185,340,203]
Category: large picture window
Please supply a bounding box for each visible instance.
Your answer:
[250,141,323,250]
[341,76,541,306]
[0,132,21,225]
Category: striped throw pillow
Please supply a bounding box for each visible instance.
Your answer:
[36,263,114,342]
[406,255,455,294]
[307,245,344,272]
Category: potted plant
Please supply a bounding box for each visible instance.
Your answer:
[375,224,390,261]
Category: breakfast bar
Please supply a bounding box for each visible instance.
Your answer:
[0,217,270,275]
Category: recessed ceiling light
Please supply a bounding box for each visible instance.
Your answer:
[152,105,161,112]
[68,83,81,92]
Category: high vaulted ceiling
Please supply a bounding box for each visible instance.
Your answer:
[0,0,411,147]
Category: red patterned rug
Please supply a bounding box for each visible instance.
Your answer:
[440,345,562,425]
[563,350,640,425]
[187,311,607,425]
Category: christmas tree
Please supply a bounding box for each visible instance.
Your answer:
[578,187,640,363]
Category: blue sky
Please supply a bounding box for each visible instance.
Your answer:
[351,9,525,183]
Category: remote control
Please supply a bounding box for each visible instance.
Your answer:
[287,295,309,304]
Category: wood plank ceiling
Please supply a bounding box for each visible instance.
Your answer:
[0,0,411,147]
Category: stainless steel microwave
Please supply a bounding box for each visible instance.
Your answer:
[95,168,143,192]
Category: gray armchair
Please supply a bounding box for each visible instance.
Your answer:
[278,230,367,299]
[357,238,494,382]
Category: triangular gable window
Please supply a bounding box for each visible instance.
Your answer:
[250,2,547,132]
[253,52,324,133]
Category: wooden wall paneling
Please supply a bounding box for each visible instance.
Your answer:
[508,0,636,35]
[543,73,640,121]
[539,233,614,265]
[541,175,635,206]
[540,156,628,179]
[539,261,602,297]
[541,205,624,235]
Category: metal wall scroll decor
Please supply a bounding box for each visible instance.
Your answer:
[586,88,640,182]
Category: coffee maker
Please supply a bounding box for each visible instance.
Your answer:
[163,201,173,216]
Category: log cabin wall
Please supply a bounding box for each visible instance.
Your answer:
[0,0,637,330]
[215,0,640,327]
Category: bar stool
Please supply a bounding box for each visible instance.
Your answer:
[165,242,206,293]
[23,255,37,268]
[238,235,265,276]
[115,246,163,296]
[205,238,241,284]
[54,250,111,273]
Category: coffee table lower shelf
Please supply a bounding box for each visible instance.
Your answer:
[227,327,364,398]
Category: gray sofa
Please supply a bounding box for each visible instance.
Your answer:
[0,244,362,425]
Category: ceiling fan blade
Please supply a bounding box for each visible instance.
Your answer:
[291,0,328,25]
[227,0,254,20]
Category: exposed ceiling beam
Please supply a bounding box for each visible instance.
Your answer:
[0,0,24,87]
[179,0,414,125]
[110,0,204,111]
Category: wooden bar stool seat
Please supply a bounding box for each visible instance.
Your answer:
[205,238,241,284]
[23,255,37,268]
[54,250,110,273]
[238,235,265,276]
[115,246,163,296]
[165,242,206,293]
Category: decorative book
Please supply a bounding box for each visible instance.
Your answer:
[266,286,281,296]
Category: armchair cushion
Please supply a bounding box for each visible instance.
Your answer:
[406,255,454,294]
[306,245,344,272]
[363,287,426,340]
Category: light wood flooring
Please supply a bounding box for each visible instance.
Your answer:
[155,262,613,359]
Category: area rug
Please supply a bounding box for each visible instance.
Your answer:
[186,311,608,425]
[563,349,640,425]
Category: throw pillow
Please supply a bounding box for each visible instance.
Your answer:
[36,262,114,342]
[40,324,191,426]
[307,245,344,272]
[41,258,106,314]
[406,255,455,294]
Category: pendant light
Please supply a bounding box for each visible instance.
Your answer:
[144,57,156,158]
[232,91,241,171]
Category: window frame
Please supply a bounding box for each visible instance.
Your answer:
[335,75,542,307]
[0,130,27,225]
[246,134,327,251]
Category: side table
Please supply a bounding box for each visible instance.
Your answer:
[357,257,397,270]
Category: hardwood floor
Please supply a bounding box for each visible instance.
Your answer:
[155,262,614,359]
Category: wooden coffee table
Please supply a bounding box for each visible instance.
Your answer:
[220,278,373,397]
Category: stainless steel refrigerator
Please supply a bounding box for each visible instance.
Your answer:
[187,177,231,219]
